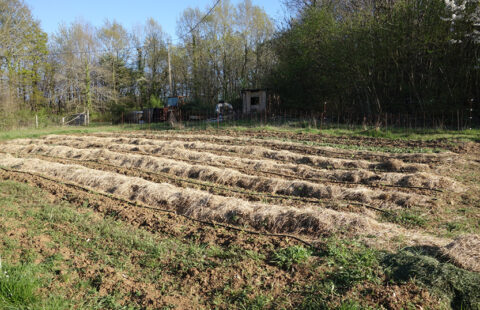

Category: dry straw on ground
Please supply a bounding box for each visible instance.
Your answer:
[6,136,460,193]
[0,154,449,249]
[2,152,479,273]
[95,131,455,165]
[40,134,429,172]
[442,234,480,272]
[1,143,433,208]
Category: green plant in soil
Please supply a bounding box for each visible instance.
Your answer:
[270,246,312,271]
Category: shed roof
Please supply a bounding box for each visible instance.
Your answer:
[241,88,267,93]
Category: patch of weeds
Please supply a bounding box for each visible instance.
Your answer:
[245,250,266,261]
[138,246,164,269]
[382,210,426,228]
[336,300,371,310]
[42,253,64,271]
[169,242,218,274]
[0,261,69,309]
[325,240,381,289]
[88,294,136,310]
[270,246,312,271]
[19,248,38,264]
[208,245,243,262]
[296,282,371,310]
[296,282,331,309]
[226,287,272,310]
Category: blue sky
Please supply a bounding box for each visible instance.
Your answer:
[26,0,286,40]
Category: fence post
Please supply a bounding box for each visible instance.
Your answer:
[35,114,38,129]
[384,112,387,131]
[62,117,65,126]
[457,109,460,131]
[469,98,473,130]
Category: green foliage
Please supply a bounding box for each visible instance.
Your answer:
[325,240,380,288]
[0,262,68,309]
[226,289,272,310]
[149,94,164,108]
[270,246,312,270]
[269,0,480,117]
[0,263,39,308]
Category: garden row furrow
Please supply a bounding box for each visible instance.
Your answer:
[5,137,458,192]
[24,153,381,215]
[94,131,454,164]
[37,134,429,173]
[0,153,449,252]
[1,143,431,208]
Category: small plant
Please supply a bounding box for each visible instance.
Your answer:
[270,246,312,271]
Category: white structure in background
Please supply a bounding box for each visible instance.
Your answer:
[242,89,267,114]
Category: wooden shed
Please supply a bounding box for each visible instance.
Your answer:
[242,89,267,114]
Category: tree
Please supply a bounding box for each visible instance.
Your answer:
[98,20,130,109]
[176,0,274,105]
[144,18,168,100]
[0,0,48,114]
[51,21,100,113]
[269,0,479,118]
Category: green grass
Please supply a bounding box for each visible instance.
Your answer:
[325,240,381,289]
[0,123,128,141]
[232,122,480,141]
[381,210,427,228]
[0,262,69,310]
[1,120,478,146]
[270,246,312,271]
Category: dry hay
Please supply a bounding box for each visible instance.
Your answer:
[442,234,480,272]
[5,136,460,192]
[35,134,429,172]
[0,153,449,251]
[93,131,455,165]
[1,143,432,208]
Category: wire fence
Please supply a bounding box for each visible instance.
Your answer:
[119,109,479,132]
[1,108,478,132]
[0,111,91,131]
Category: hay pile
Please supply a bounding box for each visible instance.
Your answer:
[35,135,429,172]
[97,131,454,165]
[9,136,459,191]
[0,153,448,249]
[1,143,431,208]
[442,234,480,273]
[383,249,480,307]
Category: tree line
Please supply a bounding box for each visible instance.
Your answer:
[269,0,480,118]
[0,0,274,124]
[0,0,479,127]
